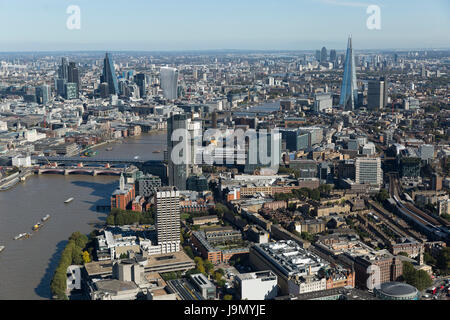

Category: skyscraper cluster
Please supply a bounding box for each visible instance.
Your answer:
[55,57,80,99]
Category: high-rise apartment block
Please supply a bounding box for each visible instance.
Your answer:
[155,187,181,254]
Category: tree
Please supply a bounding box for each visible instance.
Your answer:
[69,231,88,249]
[223,294,233,300]
[424,252,436,266]
[310,189,320,201]
[376,189,389,203]
[194,257,205,274]
[402,261,432,291]
[214,271,223,282]
[183,246,194,259]
[413,270,433,291]
[436,247,450,275]
[301,232,315,243]
[82,251,91,264]
[204,259,214,275]
[71,245,83,265]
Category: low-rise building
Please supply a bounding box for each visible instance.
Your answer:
[235,271,278,300]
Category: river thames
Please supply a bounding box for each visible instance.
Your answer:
[0,132,166,299]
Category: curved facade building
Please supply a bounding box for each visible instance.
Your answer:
[374,282,420,300]
[160,66,179,100]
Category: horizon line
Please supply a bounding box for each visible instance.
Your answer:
[0,47,449,54]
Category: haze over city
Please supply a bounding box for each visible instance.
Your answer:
[0,0,449,51]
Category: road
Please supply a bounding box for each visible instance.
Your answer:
[167,279,204,300]
[423,276,450,300]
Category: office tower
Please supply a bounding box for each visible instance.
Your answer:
[56,58,69,97]
[167,113,189,190]
[67,62,80,97]
[368,77,388,110]
[100,53,119,95]
[355,158,382,186]
[58,57,69,81]
[314,93,333,112]
[134,73,147,98]
[136,174,162,197]
[55,78,66,97]
[64,83,78,100]
[320,47,328,63]
[155,187,181,254]
[339,36,358,110]
[244,129,281,173]
[160,67,179,100]
[330,49,337,64]
[99,83,109,98]
[315,50,321,62]
[35,85,50,105]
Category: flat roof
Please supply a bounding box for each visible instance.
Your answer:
[95,279,138,293]
[84,260,114,277]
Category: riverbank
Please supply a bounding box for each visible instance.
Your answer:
[0,132,164,299]
[0,174,118,299]
[0,169,34,191]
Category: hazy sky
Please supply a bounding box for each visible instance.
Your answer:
[0,0,449,51]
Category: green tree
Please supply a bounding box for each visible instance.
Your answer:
[204,259,214,275]
[402,261,432,291]
[69,231,88,249]
[424,252,436,266]
[183,246,194,259]
[71,245,83,265]
[310,189,321,201]
[436,247,450,275]
[300,232,315,243]
[376,189,389,203]
[194,257,205,274]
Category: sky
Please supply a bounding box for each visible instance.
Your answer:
[0,0,449,52]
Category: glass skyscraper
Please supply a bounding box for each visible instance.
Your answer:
[167,113,189,190]
[339,36,358,110]
[160,66,179,100]
[100,53,119,95]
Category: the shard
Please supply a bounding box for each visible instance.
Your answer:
[339,35,358,110]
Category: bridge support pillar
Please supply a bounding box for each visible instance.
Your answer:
[93,170,98,176]
[64,169,69,175]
